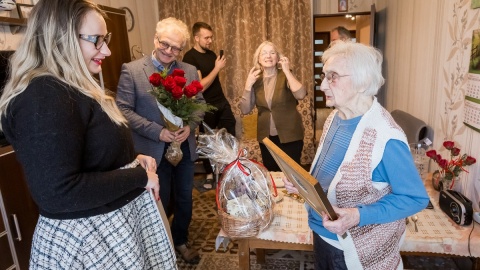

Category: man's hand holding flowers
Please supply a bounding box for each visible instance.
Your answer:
[149,68,216,166]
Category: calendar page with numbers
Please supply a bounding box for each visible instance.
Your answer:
[465,73,480,132]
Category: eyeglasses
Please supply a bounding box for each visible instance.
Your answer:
[79,32,112,50]
[320,71,350,84]
[156,37,183,54]
[260,51,277,56]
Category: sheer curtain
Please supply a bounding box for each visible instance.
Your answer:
[158,0,315,164]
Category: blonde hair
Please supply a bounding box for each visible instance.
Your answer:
[252,41,284,71]
[156,17,190,47]
[0,0,127,131]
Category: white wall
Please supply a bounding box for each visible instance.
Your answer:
[314,0,480,210]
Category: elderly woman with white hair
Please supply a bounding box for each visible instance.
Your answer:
[283,42,429,269]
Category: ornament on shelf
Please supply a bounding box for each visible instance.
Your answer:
[0,0,16,11]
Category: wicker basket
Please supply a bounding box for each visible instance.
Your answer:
[218,207,273,239]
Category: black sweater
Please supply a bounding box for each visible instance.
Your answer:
[1,76,147,219]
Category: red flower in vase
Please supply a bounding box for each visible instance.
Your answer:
[426,141,476,189]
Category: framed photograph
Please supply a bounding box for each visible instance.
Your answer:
[263,138,346,238]
[338,0,348,12]
[16,4,34,20]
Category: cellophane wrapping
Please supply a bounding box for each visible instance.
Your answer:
[197,125,277,238]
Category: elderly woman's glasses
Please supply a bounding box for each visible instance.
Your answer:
[320,72,350,84]
[79,32,112,50]
[156,37,183,54]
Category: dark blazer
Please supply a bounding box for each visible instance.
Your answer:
[116,55,203,164]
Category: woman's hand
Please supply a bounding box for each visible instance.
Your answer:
[136,154,157,172]
[174,125,190,143]
[244,67,261,90]
[321,206,360,236]
[137,154,160,200]
[278,56,290,71]
[282,177,299,194]
[145,171,160,201]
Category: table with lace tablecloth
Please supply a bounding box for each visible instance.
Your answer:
[400,174,480,260]
[216,173,480,270]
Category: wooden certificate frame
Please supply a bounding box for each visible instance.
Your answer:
[262,138,338,221]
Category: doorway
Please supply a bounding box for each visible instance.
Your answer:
[312,7,376,145]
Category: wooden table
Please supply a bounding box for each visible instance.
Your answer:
[236,174,480,270]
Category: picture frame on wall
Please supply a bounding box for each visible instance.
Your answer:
[16,4,34,20]
[338,0,348,12]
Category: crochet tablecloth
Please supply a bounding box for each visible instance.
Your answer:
[255,192,312,244]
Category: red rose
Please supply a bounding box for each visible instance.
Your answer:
[450,147,460,156]
[443,141,454,150]
[174,76,187,88]
[438,159,448,169]
[163,76,176,92]
[171,85,184,99]
[465,156,476,166]
[184,84,197,98]
[426,150,437,159]
[172,69,185,77]
[190,80,203,93]
[149,73,163,87]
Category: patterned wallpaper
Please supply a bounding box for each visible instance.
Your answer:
[441,0,480,209]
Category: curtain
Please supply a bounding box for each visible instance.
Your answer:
[158,0,315,164]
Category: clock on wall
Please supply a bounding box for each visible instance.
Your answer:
[120,6,134,32]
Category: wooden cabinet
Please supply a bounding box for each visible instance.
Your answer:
[0,146,39,270]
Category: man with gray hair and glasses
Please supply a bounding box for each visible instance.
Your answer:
[116,17,203,264]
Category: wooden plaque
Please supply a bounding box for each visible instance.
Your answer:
[263,138,338,221]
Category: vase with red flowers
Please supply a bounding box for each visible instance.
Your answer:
[426,141,476,190]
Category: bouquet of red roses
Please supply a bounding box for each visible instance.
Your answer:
[149,68,216,166]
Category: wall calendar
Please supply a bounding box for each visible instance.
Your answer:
[466,29,480,133]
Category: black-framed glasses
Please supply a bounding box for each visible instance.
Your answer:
[79,32,112,50]
[156,37,182,54]
[320,71,350,84]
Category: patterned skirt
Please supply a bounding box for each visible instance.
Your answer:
[29,191,177,269]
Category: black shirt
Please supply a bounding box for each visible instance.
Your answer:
[1,76,147,219]
[183,48,227,104]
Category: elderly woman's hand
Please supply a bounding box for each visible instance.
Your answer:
[321,206,360,236]
[244,67,262,90]
[282,176,299,194]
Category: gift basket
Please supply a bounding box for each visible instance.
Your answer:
[197,125,277,239]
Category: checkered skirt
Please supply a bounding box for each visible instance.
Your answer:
[29,191,177,269]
